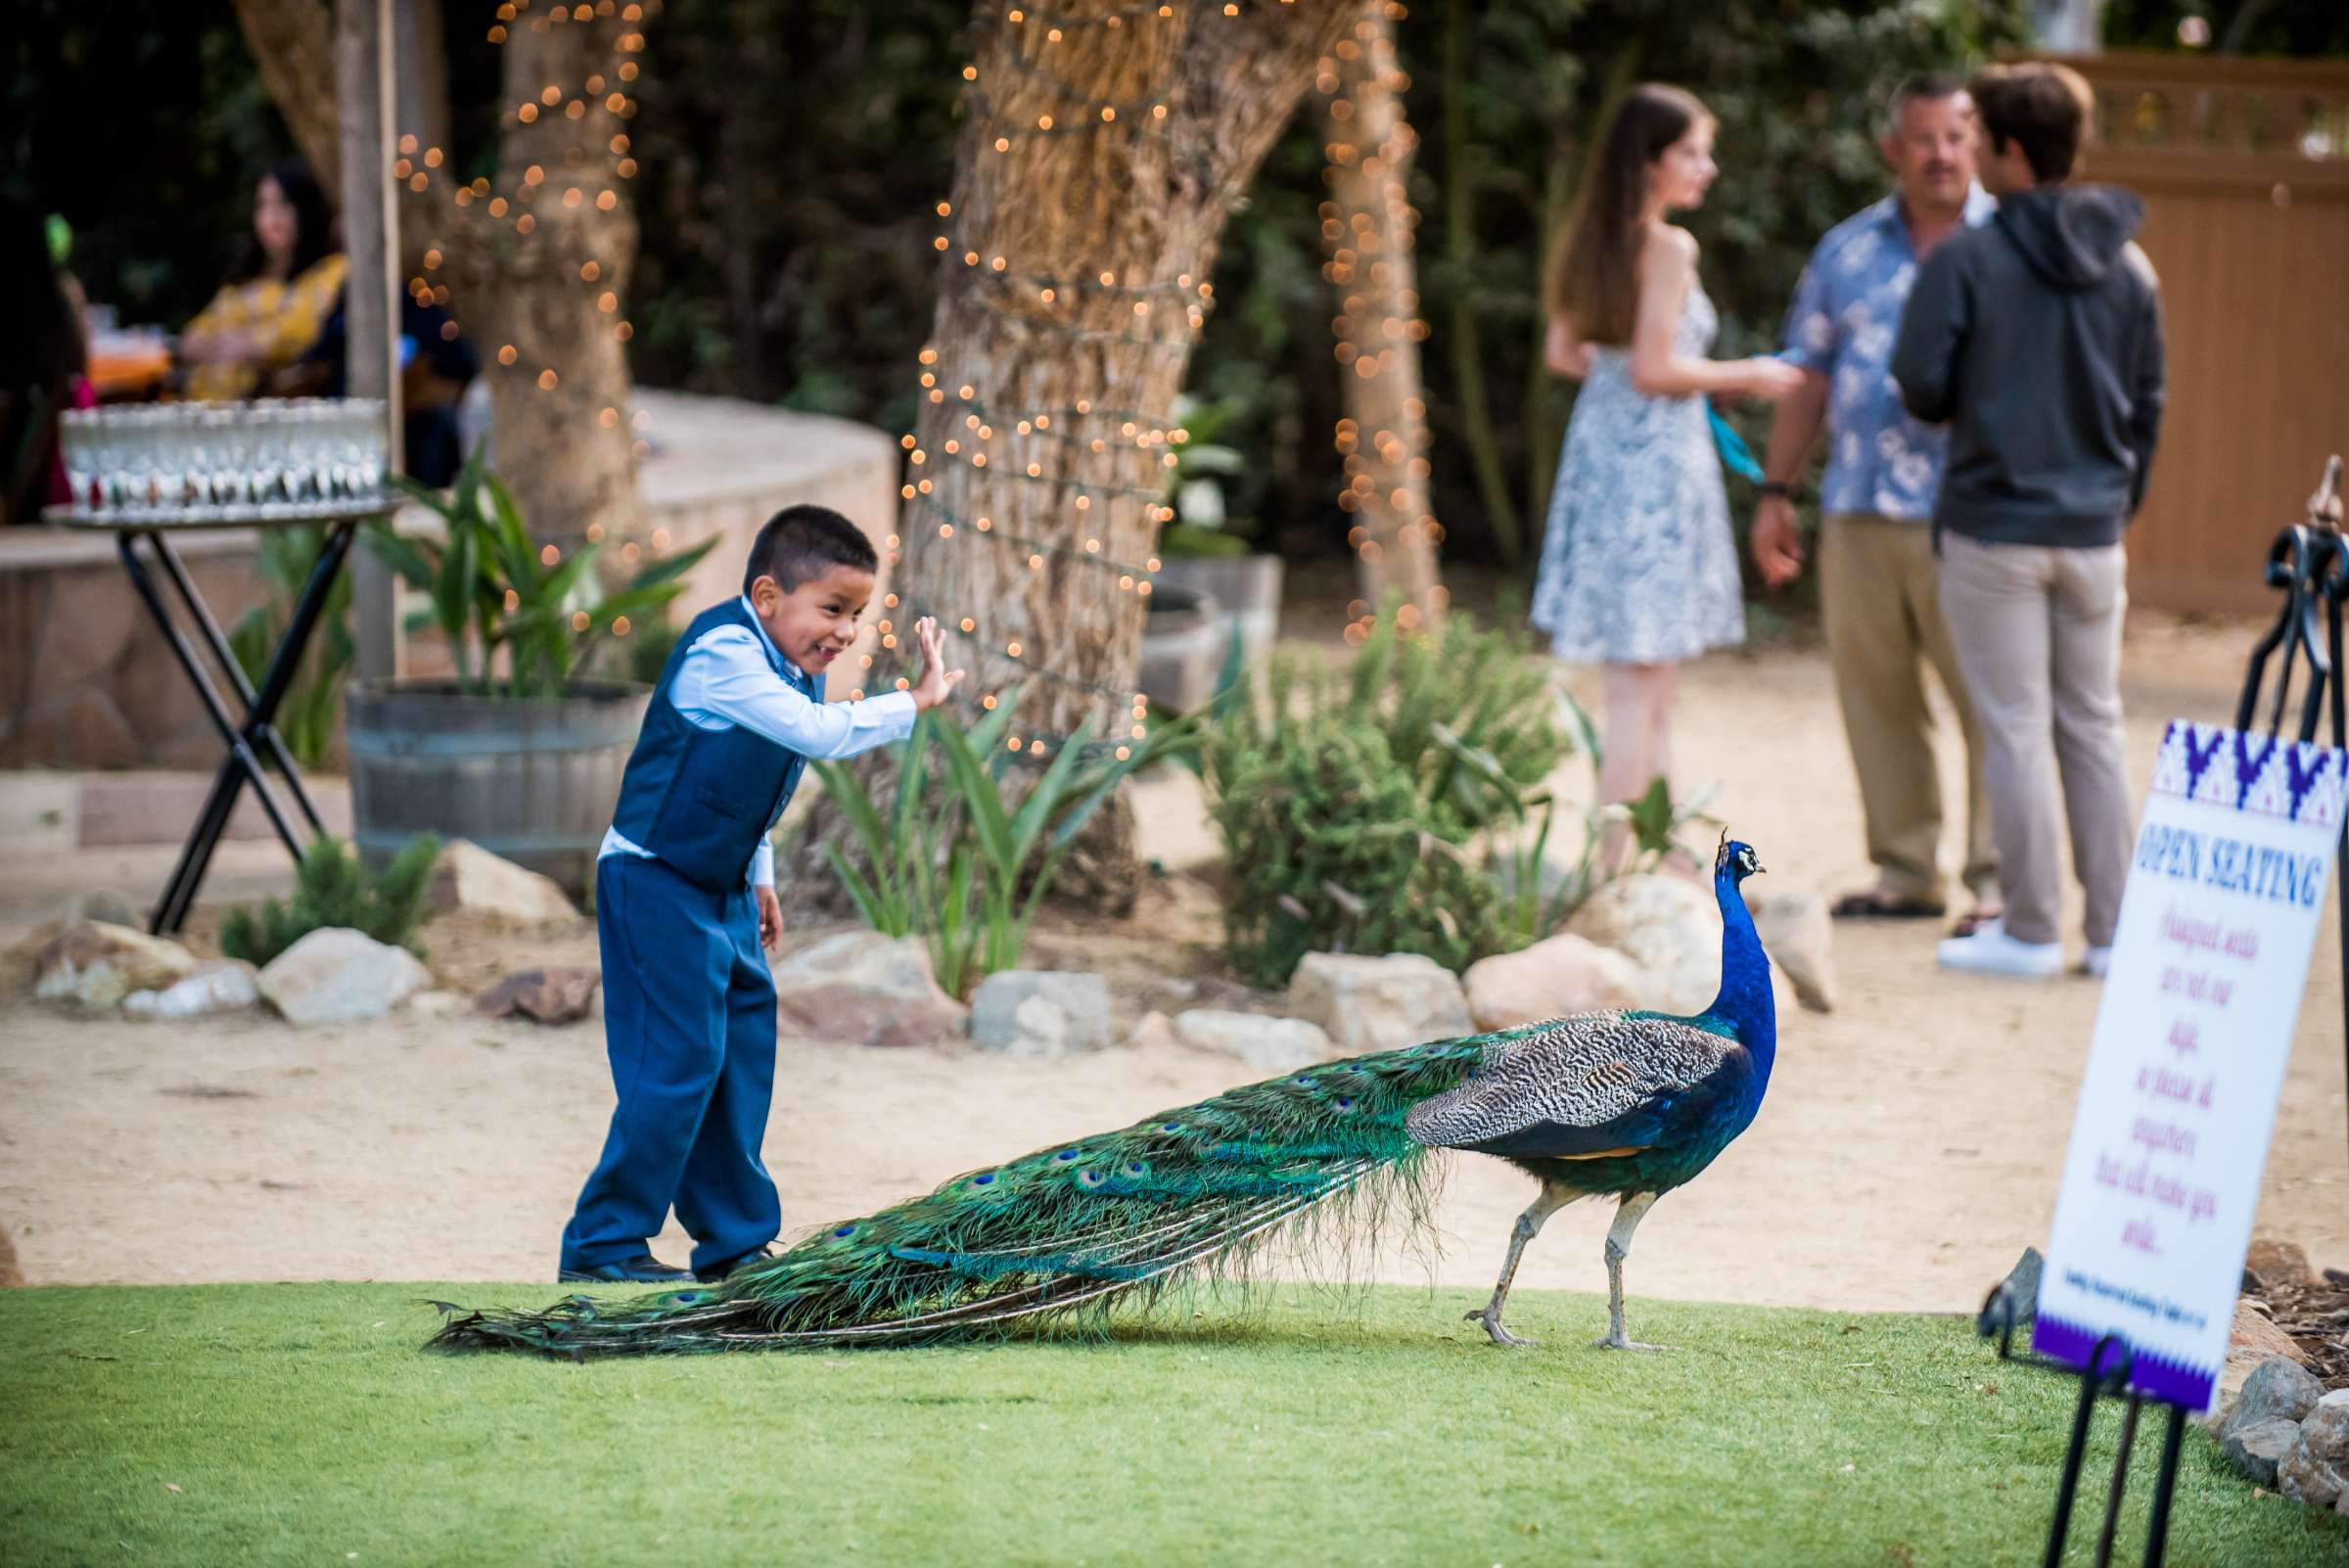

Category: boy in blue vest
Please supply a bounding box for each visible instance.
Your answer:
[559,504,964,1284]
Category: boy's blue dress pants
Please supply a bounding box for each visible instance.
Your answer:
[560,853,780,1275]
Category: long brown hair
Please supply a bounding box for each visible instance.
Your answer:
[1546,84,1712,346]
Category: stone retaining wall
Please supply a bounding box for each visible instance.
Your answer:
[0,392,899,769]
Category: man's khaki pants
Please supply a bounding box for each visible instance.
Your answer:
[1819,513,1998,907]
[1935,531,2135,949]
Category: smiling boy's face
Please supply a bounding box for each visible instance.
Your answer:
[749,563,875,674]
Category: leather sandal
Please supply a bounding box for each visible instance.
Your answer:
[1829,889,1946,920]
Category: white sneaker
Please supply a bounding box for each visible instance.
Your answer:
[2082,945,2112,979]
[1936,919,2064,979]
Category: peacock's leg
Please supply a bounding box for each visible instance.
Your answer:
[1465,1180,1573,1348]
[1594,1190,1665,1352]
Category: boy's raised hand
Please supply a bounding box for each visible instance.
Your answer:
[908,617,967,712]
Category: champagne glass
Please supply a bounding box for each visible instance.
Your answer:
[123,409,162,514]
[250,404,286,514]
[207,406,251,511]
[282,401,320,503]
[354,398,388,495]
[60,411,95,513]
[99,411,140,515]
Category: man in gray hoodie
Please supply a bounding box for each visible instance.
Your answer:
[1892,61,2165,980]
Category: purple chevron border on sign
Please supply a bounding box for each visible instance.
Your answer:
[2148,718,2349,826]
[2032,1311,2214,1411]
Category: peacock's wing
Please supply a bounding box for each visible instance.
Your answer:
[1402,1012,1752,1161]
[430,1035,1494,1358]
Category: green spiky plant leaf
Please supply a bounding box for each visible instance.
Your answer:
[218,832,440,968]
[365,445,717,699]
[812,688,1209,996]
[1200,605,1566,987]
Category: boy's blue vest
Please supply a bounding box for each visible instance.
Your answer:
[609,599,822,893]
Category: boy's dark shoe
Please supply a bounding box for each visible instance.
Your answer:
[558,1255,691,1284]
[696,1245,783,1284]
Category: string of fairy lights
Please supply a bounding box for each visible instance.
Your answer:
[1314,2,1447,645]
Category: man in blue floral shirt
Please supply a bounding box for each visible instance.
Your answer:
[1750,72,2001,931]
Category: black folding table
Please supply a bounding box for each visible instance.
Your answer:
[50,499,392,935]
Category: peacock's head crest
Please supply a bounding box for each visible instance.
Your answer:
[1715,829,1763,885]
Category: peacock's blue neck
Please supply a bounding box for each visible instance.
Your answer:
[1706,867,1776,1083]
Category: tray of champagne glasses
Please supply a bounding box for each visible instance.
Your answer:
[45,398,403,530]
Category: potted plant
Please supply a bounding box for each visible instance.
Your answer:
[1148,394,1284,673]
[348,448,715,894]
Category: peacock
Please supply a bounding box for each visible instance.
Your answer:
[430,835,1776,1359]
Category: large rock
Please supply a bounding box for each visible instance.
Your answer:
[256,928,431,1026]
[474,965,601,1024]
[1462,934,1641,1031]
[2227,1356,2327,1436]
[1287,952,1473,1055]
[427,840,578,925]
[1567,873,1722,1015]
[123,960,259,1021]
[31,920,196,1009]
[2231,1298,2310,1366]
[1173,1009,1335,1073]
[1745,888,1837,1014]
[54,890,139,929]
[1979,1247,2042,1338]
[772,933,967,1047]
[1,894,145,991]
[2278,1442,2346,1511]
[1125,1009,1180,1051]
[2244,1237,2316,1294]
[968,971,1114,1057]
[2305,1390,2349,1465]
[2223,1416,2306,1488]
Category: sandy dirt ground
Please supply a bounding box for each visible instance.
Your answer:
[1,613,2342,1316]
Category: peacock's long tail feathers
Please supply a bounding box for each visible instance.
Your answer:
[429,1035,1493,1358]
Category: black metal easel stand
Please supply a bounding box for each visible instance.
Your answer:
[1978,1290,2192,1568]
[2233,455,2349,1161]
[115,520,360,934]
[1971,457,2349,1568]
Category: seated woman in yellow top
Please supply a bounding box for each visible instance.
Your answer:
[179,162,346,402]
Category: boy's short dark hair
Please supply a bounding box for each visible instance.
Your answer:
[743,505,878,594]
[1970,63,2095,184]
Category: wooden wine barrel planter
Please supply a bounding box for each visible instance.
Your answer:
[1152,554,1284,669]
[1134,585,1225,713]
[345,679,650,895]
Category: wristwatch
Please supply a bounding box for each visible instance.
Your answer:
[1759,481,1793,500]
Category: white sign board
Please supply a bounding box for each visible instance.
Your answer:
[2036,721,2346,1410]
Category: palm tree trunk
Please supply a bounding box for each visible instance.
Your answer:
[1320,2,1442,628]
[786,0,1358,915]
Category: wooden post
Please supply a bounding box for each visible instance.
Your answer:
[339,0,403,679]
[392,0,449,159]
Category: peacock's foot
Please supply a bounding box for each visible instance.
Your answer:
[1464,1307,1537,1348]
[1590,1333,1670,1353]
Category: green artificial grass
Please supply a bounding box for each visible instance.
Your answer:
[2,1282,2341,1568]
